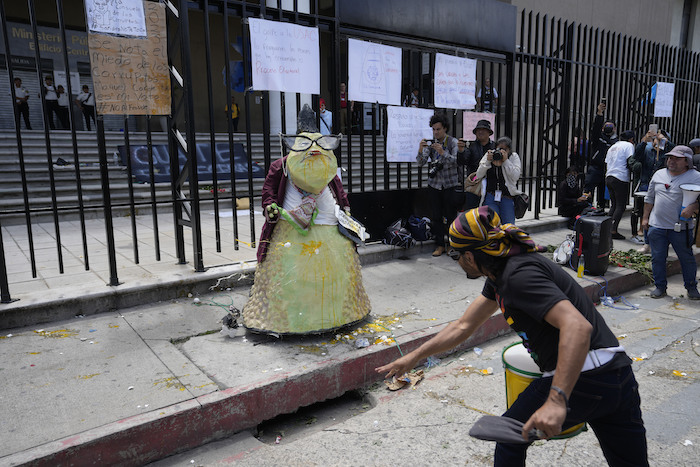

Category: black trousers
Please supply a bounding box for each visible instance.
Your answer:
[45,100,60,130]
[427,186,464,247]
[605,176,629,232]
[15,101,31,129]
[82,105,96,130]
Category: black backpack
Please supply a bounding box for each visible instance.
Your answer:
[383,219,415,249]
[406,215,432,241]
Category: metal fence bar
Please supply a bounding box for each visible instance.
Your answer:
[28,0,64,274]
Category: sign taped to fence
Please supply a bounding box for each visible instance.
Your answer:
[84,0,147,37]
[434,53,476,110]
[463,111,495,139]
[348,38,402,106]
[386,106,434,162]
[87,0,170,115]
[248,18,320,95]
[654,81,675,118]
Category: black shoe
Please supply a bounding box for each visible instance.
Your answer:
[687,289,700,300]
[611,232,625,240]
[650,288,666,299]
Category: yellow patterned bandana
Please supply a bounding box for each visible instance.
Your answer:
[448,207,545,257]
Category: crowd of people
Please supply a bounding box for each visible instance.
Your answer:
[557,99,700,300]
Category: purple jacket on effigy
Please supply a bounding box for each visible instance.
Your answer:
[256,156,350,263]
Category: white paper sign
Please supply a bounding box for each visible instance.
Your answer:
[386,106,434,163]
[53,71,82,96]
[654,82,675,118]
[348,39,402,106]
[434,53,476,110]
[462,112,495,140]
[248,18,320,94]
[84,0,147,37]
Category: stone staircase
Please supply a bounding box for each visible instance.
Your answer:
[0,130,418,224]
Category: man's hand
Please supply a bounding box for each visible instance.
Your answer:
[577,194,588,203]
[641,217,649,231]
[457,139,466,152]
[597,102,606,115]
[431,141,444,156]
[419,139,429,153]
[375,353,419,379]
[681,203,697,219]
[521,394,568,440]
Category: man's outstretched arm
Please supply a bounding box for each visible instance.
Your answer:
[375,294,499,379]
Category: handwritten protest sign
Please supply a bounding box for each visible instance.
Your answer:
[248,18,319,94]
[463,111,495,140]
[654,81,675,118]
[348,38,402,106]
[386,106,434,162]
[85,0,147,37]
[88,0,170,115]
[434,53,476,110]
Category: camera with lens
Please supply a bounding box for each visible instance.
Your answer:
[428,161,443,178]
[492,149,504,161]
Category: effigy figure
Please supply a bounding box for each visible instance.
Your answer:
[242,105,371,334]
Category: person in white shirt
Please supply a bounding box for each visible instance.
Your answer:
[75,85,96,131]
[56,85,70,130]
[43,75,60,130]
[319,98,333,135]
[605,130,635,239]
[13,77,32,130]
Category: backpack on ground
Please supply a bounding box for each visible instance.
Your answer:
[383,218,415,249]
[406,215,432,241]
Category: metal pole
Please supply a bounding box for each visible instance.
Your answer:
[97,116,120,286]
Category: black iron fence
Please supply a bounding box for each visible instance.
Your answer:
[514,11,700,214]
[1,1,700,303]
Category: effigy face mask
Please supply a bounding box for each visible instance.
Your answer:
[285,132,338,194]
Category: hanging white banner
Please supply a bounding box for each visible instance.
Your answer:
[386,106,434,163]
[434,53,476,110]
[84,0,147,37]
[347,38,402,106]
[248,18,320,94]
[654,81,675,118]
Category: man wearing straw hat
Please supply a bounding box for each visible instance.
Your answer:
[376,207,648,466]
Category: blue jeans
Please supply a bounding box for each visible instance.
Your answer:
[484,192,515,224]
[648,226,698,291]
[495,365,648,466]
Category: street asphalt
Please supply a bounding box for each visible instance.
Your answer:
[1,216,699,466]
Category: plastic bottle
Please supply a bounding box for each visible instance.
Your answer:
[577,254,585,278]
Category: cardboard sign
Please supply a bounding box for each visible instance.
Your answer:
[85,0,147,37]
[386,106,434,162]
[434,53,476,110]
[463,111,495,140]
[248,18,320,94]
[88,1,170,115]
[654,81,675,118]
[348,38,402,106]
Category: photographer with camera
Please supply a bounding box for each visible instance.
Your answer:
[474,136,522,224]
[417,113,461,256]
[642,145,700,300]
[458,119,495,210]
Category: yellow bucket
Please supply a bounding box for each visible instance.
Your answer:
[501,342,586,439]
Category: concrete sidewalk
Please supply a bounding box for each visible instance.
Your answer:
[3,214,697,465]
[0,206,572,330]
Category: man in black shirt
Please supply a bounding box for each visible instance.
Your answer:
[376,207,648,466]
[584,100,618,208]
[458,119,495,209]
